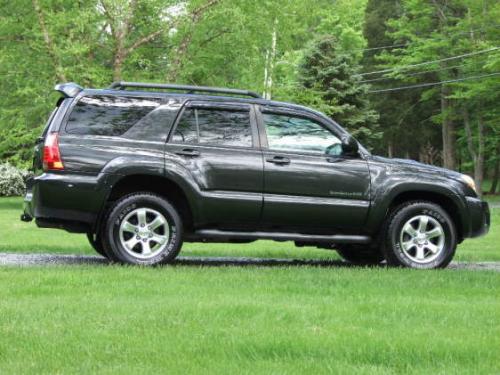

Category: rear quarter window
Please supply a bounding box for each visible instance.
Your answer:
[65,95,181,141]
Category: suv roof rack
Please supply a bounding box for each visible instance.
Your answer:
[108,81,262,99]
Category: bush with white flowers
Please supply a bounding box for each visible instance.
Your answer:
[0,163,32,196]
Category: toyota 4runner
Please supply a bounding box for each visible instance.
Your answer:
[21,82,490,268]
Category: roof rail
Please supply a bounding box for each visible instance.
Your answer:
[108,81,262,99]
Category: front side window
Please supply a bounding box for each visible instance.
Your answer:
[263,113,342,155]
[172,108,252,147]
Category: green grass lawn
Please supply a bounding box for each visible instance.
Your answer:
[1,196,499,374]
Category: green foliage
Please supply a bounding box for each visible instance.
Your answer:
[297,36,381,146]
[371,0,500,189]
[0,0,371,165]
[0,164,31,196]
[0,0,498,180]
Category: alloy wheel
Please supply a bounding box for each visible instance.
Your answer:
[399,214,445,264]
[118,207,170,259]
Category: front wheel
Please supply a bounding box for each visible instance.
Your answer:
[103,192,183,266]
[383,201,457,269]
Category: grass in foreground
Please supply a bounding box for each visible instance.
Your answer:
[0,196,498,261]
[0,267,499,374]
[1,197,499,374]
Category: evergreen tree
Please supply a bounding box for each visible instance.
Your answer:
[298,36,380,147]
[361,0,441,160]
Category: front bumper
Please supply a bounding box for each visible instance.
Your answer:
[465,197,490,238]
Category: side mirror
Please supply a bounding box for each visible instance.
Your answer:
[341,135,359,156]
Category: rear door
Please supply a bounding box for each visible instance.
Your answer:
[165,101,263,228]
[258,108,371,233]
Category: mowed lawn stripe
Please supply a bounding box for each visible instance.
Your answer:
[1,197,499,374]
[0,266,499,374]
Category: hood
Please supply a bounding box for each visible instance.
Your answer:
[369,155,463,179]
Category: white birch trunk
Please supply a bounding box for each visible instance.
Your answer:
[263,18,278,100]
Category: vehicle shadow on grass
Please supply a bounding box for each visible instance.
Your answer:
[173,256,355,268]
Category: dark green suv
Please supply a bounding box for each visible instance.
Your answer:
[21,82,490,268]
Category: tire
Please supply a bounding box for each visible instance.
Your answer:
[336,245,385,265]
[102,192,183,266]
[383,201,457,269]
[86,232,107,258]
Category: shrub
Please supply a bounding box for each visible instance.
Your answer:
[0,163,32,197]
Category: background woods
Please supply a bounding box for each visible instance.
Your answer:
[0,0,499,196]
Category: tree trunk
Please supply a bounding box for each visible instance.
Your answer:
[113,50,125,81]
[463,107,484,198]
[167,34,193,82]
[441,85,456,170]
[263,49,270,98]
[166,0,220,81]
[474,115,485,197]
[490,146,500,194]
[263,18,278,100]
[32,0,66,81]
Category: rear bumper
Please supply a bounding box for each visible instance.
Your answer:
[465,197,490,238]
[21,172,108,233]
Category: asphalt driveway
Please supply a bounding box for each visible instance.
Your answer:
[1,252,499,271]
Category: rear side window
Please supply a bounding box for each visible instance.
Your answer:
[172,108,252,147]
[65,95,180,141]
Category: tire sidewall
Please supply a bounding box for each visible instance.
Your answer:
[106,194,182,265]
[387,203,456,269]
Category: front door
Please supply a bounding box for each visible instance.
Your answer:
[165,102,263,228]
[258,109,371,233]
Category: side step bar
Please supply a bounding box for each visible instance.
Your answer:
[194,230,371,244]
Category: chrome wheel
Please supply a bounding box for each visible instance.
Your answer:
[119,207,170,259]
[399,215,445,264]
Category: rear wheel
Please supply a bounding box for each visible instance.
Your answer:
[102,192,183,266]
[383,201,457,269]
[336,245,385,265]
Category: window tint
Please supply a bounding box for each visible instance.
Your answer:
[263,113,342,155]
[66,95,170,139]
[122,99,182,141]
[172,108,198,144]
[172,108,252,147]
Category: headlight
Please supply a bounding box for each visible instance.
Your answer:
[461,174,476,193]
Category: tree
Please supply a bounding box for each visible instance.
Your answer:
[297,36,380,146]
[361,0,437,159]
[374,0,500,195]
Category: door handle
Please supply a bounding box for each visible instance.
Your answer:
[175,148,200,157]
[266,156,290,165]
[326,156,343,163]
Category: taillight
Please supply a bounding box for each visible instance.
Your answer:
[43,132,64,171]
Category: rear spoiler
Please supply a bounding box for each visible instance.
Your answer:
[54,82,83,98]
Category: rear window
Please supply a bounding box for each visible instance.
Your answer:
[65,95,181,141]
